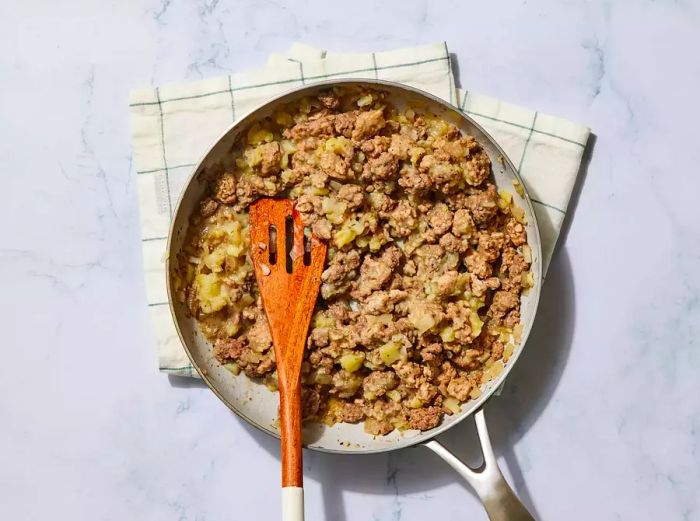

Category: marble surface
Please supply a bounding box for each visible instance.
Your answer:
[1,1,699,519]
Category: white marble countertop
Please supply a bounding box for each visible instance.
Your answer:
[2,1,699,520]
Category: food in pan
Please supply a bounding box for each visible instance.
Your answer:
[173,86,533,435]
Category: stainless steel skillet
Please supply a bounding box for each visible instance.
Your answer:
[166,79,543,521]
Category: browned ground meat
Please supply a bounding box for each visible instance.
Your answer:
[175,87,532,436]
[302,389,321,418]
[408,407,443,431]
[447,376,472,401]
[353,246,402,298]
[352,109,386,141]
[199,198,219,218]
[336,401,366,423]
[214,172,237,204]
[259,142,282,176]
[363,371,398,399]
[318,91,340,109]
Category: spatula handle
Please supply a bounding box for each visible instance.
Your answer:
[282,486,304,521]
[280,379,304,521]
[280,380,303,486]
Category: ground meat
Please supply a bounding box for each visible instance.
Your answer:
[308,350,333,371]
[362,289,407,314]
[318,91,340,109]
[492,341,505,359]
[337,402,365,423]
[435,271,459,297]
[420,343,443,364]
[327,301,355,323]
[402,116,429,141]
[465,250,493,279]
[500,248,529,292]
[332,370,363,398]
[408,406,442,431]
[389,134,412,160]
[416,381,438,402]
[386,200,418,237]
[394,361,422,388]
[446,376,472,401]
[319,150,353,180]
[455,351,483,373]
[462,146,491,186]
[282,164,310,188]
[505,218,527,246]
[466,184,499,224]
[214,172,237,204]
[322,250,360,282]
[359,322,399,349]
[503,309,521,328]
[365,417,394,436]
[294,194,313,215]
[490,290,519,318]
[445,301,475,344]
[180,87,531,437]
[470,274,501,297]
[427,203,453,236]
[352,109,386,141]
[309,326,330,348]
[250,355,274,377]
[363,153,399,181]
[354,246,402,297]
[361,136,391,158]
[285,112,335,139]
[364,397,400,417]
[321,250,361,298]
[312,218,332,240]
[213,337,248,362]
[302,389,321,418]
[213,336,274,378]
[259,142,282,176]
[337,184,364,209]
[452,208,475,236]
[363,371,398,399]
[248,313,272,353]
[398,164,433,194]
[295,193,322,224]
[199,198,219,218]
[309,171,329,188]
[477,232,505,262]
[413,244,446,278]
[439,233,469,254]
[419,154,463,192]
[334,111,358,138]
[501,248,528,276]
[298,137,320,152]
[367,192,390,214]
[437,361,457,389]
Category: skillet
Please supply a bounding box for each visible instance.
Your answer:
[166,79,543,521]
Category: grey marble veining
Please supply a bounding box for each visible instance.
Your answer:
[1,1,699,520]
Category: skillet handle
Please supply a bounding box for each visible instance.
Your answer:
[422,408,536,521]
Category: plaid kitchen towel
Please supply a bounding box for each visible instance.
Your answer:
[129,42,590,377]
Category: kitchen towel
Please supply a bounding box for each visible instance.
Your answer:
[129,42,590,377]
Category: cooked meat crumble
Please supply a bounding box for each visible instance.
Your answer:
[173,87,533,436]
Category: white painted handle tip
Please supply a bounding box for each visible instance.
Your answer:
[282,486,304,521]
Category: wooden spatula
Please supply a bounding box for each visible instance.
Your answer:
[249,198,327,521]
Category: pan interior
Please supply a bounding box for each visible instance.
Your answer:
[167,80,543,454]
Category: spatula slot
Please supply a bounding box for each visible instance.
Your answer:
[303,226,311,266]
[285,216,294,273]
[268,225,277,264]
